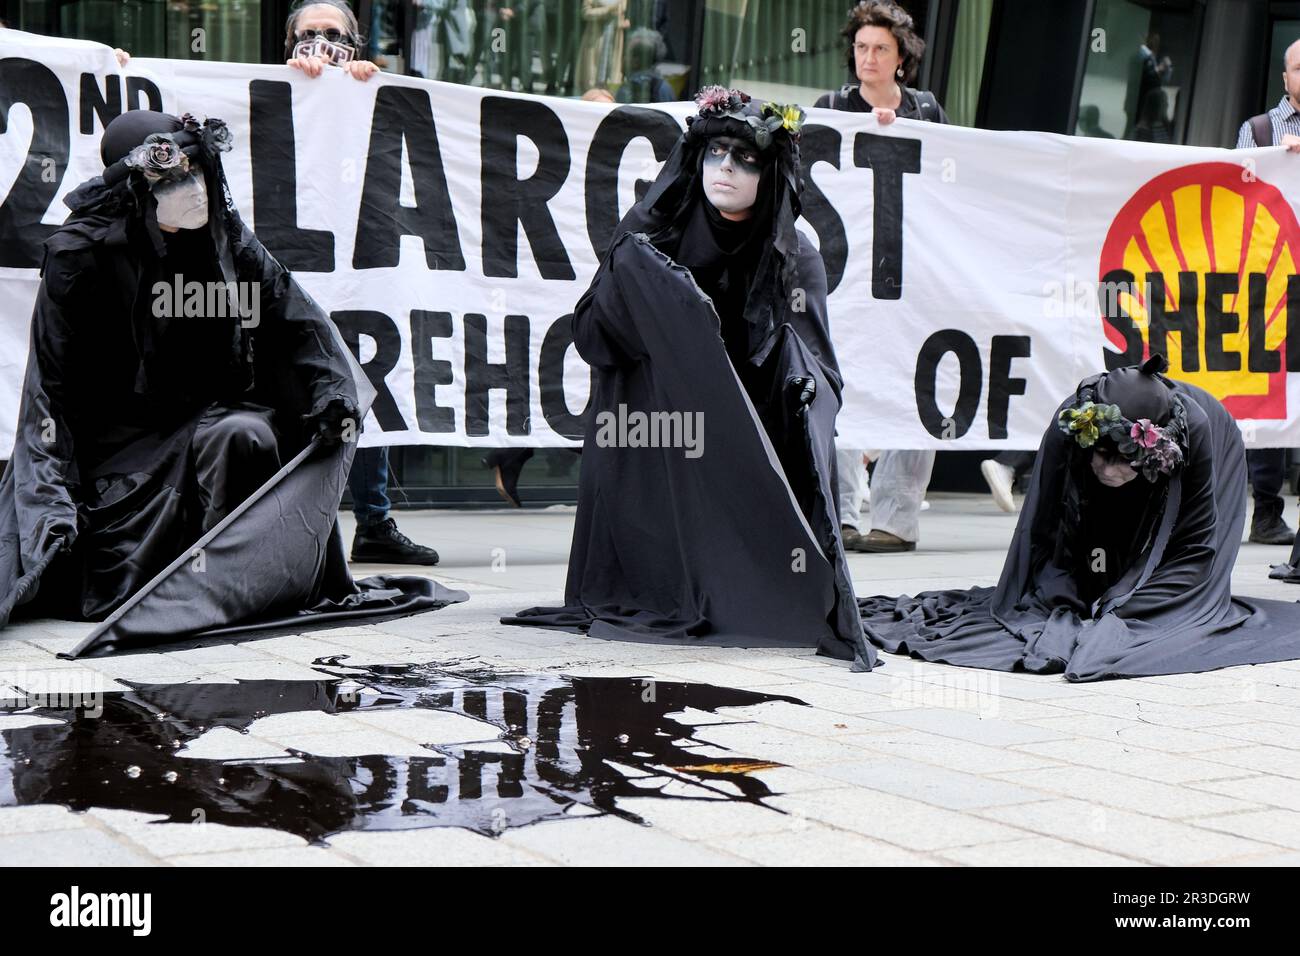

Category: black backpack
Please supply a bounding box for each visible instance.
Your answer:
[1246,112,1272,147]
[833,83,942,121]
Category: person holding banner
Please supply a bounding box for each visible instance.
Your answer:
[859,357,1300,681]
[1233,37,1300,547]
[283,0,382,82]
[504,87,874,668]
[0,109,464,654]
[282,0,441,566]
[815,0,948,552]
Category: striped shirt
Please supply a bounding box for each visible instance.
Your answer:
[1235,95,1300,147]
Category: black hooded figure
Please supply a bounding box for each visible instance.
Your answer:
[505,88,874,669]
[0,110,465,656]
[859,355,1300,681]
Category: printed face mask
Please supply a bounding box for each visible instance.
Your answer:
[702,136,762,216]
[153,170,209,231]
[292,35,355,65]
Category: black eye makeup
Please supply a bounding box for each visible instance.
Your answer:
[704,138,762,173]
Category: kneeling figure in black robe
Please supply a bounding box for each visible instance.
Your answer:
[505,87,873,668]
[859,356,1300,681]
[0,110,465,656]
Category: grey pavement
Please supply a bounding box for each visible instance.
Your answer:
[3,492,1300,866]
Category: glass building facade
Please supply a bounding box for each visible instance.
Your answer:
[3,0,1295,502]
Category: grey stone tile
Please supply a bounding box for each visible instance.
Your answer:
[716,701,894,737]
[724,824,944,866]
[168,847,357,866]
[1190,809,1300,849]
[86,808,308,857]
[689,720,886,766]
[770,787,1031,851]
[815,757,1044,810]
[0,804,89,835]
[328,827,551,866]
[976,799,1280,865]
[1014,739,1249,784]
[1024,715,1244,753]
[613,797,797,841]
[0,828,155,866]
[1199,721,1300,749]
[499,815,750,866]
[1197,745,1300,779]
[1188,775,1300,812]
[872,707,1070,746]
[991,766,1263,818]
[937,836,1144,866]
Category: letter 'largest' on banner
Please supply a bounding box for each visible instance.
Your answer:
[3,30,1300,452]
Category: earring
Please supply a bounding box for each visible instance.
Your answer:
[896,67,904,78]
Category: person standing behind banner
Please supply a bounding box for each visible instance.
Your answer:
[1235,37,1300,546]
[283,0,440,565]
[815,0,947,553]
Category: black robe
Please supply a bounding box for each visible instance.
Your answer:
[504,212,872,666]
[0,189,465,656]
[859,378,1300,681]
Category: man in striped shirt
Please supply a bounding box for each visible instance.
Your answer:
[1236,39,1300,149]
[1234,38,1300,545]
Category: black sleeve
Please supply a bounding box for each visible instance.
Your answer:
[14,251,88,555]
[789,233,843,401]
[230,215,359,430]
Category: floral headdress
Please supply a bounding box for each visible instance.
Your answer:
[692,85,805,149]
[1057,399,1185,481]
[120,114,233,185]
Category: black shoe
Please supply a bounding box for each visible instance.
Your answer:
[351,517,440,565]
[481,452,525,508]
[1249,515,1296,545]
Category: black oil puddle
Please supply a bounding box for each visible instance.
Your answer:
[0,657,805,843]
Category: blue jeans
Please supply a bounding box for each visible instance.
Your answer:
[348,446,390,529]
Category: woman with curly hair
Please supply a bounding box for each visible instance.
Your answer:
[817,2,949,556]
[814,0,947,124]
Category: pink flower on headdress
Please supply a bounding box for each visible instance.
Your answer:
[695,85,743,114]
[1130,418,1162,448]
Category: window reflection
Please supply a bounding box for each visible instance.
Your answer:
[1077,0,1202,144]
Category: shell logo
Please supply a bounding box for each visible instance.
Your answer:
[1098,161,1300,419]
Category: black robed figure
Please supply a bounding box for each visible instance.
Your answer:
[0,110,464,656]
[506,88,873,668]
[860,356,1300,681]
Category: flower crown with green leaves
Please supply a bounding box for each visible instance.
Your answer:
[1057,399,1185,481]
[692,86,805,149]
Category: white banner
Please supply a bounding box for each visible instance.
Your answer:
[3,30,1300,453]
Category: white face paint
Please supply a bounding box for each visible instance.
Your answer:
[154,170,209,231]
[1091,451,1139,488]
[701,136,762,220]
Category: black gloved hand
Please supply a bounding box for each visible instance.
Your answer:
[308,398,359,445]
[786,376,816,409]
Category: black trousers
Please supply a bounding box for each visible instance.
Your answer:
[1248,447,1288,523]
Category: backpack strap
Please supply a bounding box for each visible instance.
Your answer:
[1250,112,1273,147]
[913,89,941,118]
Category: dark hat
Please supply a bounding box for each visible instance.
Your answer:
[1096,354,1174,426]
[100,111,193,166]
